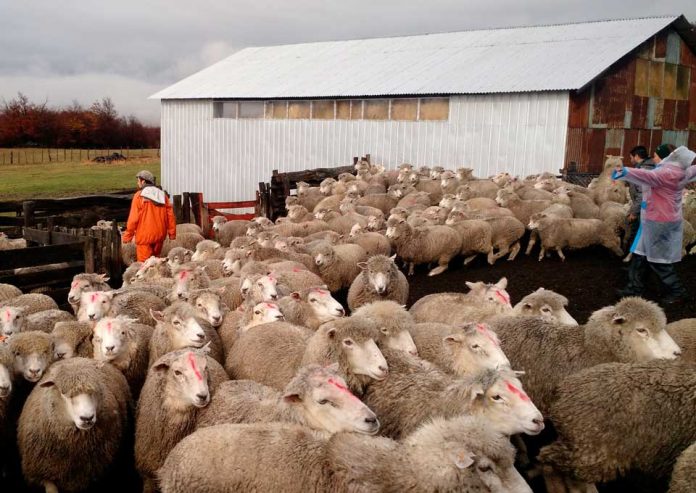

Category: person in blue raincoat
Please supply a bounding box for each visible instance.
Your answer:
[613,145,696,305]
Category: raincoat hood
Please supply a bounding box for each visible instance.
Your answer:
[140,185,166,206]
[663,146,696,171]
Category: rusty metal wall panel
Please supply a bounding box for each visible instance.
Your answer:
[647,98,664,128]
[648,61,664,97]
[591,58,633,128]
[654,32,667,59]
[568,90,590,127]
[675,101,690,129]
[632,96,648,128]
[666,32,681,64]
[606,128,624,149]
[588,129,607,172]
[690,70,696,129]
[662,99,676,129]
[635,58,650,97]
[676,65,690,100]
[689,131,696,151]
[622,129,639,161]
[664,63,678,99]
[564,128,584,169]
[649,130,663,150]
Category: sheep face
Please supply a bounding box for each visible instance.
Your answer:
[348,223,362,238]
[191,241,221,262]
[246,302,284,329]
[78,291,114,322]
[379,326,418,356]
[68,273,109,305]
[192,292,225,327]
[172,268,204,301]
[167,248,193,270]
[407,173,420,186]
[255,232,276,249]
[430,166,445,180]
[513,288,578,325]
[136,256,169,282]
[465,278,512,311]
[396,170,410,184]
[53,336,74,360]
[10,333,54,383]
[211,216,227,232]
[388,184,408,199]
[241,275,278,302]
[447,324,510,376]
[471,372,544,436]
[153,309,206,349]
[440,173,457,190]
[367,215,384,231]
[494,189,515,207]
[296,181,311,195]
[92,318,133,361]
[470,455,531,493]
[439,194,457,209]
[385,218,408,240]
[0,361,12,398]
[286,370,379,435]
[1,306,25,336]
[155,350,211,408]
[313,245,335,268]
[305,288,344,321]
[338,332,388,381]
[223,250,249,276]
[52,385,99,430]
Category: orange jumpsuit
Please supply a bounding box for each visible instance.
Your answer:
[122,186,176,262]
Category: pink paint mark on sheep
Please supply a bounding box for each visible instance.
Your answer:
[265,303,277,310]
[328,378,359,401]
[292,268,302,273]
[90,293,98,303]
[106,321,113,333]
[476,324,499,347]
[312,288,328,295]
[179,270,190,281]
[506,381,530,402]
[71,281,78,288]
[4,310,10,321]
[187,352,203,381]
[494,290,511,306]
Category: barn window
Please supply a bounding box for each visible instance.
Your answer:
[336,100,351,119]
[312,100,335,119]
[213,102,238,118]
[350,100,364,119]
[272,101,288,119]
[365,100,389,120]
[418,98,449,121]
[288,101,311,119]
[390,99,418,120]
[238,101,264,118]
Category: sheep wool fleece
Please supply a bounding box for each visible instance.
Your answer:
[123,186,177,262]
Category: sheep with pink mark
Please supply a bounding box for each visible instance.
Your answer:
[67,273,111,313]
[0,306,74,336]
[276,287,345,331]
[77,290,166,326]
[218,302,286,357]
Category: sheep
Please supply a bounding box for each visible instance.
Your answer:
[666,318,696,362]
[340,199,384,219]
[312,241,367,291]
[295,181,324,211]
[134,348,229,493]
[7,331,55,383]
[495,189,551,225]
[670,441,696,493]
[191,239,223,261]
[348,301,414,349]
[210,273,276,311]
[0,232,27,249]
[396,190,431,210]
[539,361,696,489]
[133,256,172,282]
[218,301,286,355]
[0,293,58,316]
[0,283,22,301]
[363,348,544,439]
[286,204,315,223]
[0,307,73,336]
[188,288,227,328]
[149,302,224,367]
[77,289,166,325]
[92,316,152,397]
[346,224,392,257]
[552,185,600,218]
[0,343,14,417]
[215,220,251,247]
[446,210,525,264]
[249,245,317,272]
[455,179,500,199]
[121,241,136,266]
[176,223,203,236]
[442,215,493,266]
[409,277,512,324]
[67,273,111,312]
[17,357,130,493]
[159,415,531,493]
[355,192,399,215]
[528,213,623,261]
[170,263,211,301]
[347,254,408,311]
[196,363,379,435]
[276,287,345,331]
[410,175,443,204]
[489,297,681,415]
[410,322,510,376]
[268,268,324,293]
[385,216,461,276]
[161,232,205,256]
[51,321,94,360]
[511,287,578,325]
[228,317,387,395]
[121,262,141,287]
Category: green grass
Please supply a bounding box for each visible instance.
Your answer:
[0,152,161,200]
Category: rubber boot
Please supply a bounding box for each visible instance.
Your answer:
[649,262,687,304]
[617,254,647,298]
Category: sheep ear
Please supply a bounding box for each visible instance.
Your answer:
[451,450,476,470]
[470,384,485,402]
[389,254,397,261]
[153,361,170,373]
[327,362,340,372]
[326,328,336,339]
[283,393,302,404]
[150,309,165,323]
[612,313,626,325]
[357,262,368,271]
[99,274,110,283]
[39,379,55,388]
[443,335,461,346]
[246,250,253,257]
[291,292,301,300]
[495,277,508,289]
[465,281,480,291]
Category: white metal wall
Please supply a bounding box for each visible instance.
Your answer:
[160,92,569,201]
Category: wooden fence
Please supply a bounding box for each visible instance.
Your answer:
[0,148,159,165]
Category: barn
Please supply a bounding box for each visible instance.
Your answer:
[151,15,696,202]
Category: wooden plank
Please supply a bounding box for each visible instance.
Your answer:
[182,193,191,223]
[83,236,96,274]
[173,195,183,223]
[0,243,85,270]
[0,265,84,290]
[23,201,36,228]
[109,221,122,286]
[0,216,23,226]
[207,201,257,209]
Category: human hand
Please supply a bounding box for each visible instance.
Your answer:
[628,213,637,222]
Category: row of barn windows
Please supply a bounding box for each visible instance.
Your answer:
[213,98,450,121]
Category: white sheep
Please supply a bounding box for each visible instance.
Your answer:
[313,241,367,292]
[0,307,74,336]
[347,254,408,311]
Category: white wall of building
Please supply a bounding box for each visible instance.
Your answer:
[160,92,569,202]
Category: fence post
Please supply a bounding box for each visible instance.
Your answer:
[23,201,36,229]
[182,193,191,223]
[47,217,55,245]
[190,192,203,227]
[84,236,96,274]
[173,195,183,223]
[110,221,122,285]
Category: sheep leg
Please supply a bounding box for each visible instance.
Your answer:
[43,482,59,493]
[463,254,477,266]
[489,246,509,264]
[564,477,598,493]
[556,247,566,261]
[428,265,448,276]
[542,466,570,493]
[507,242,521,261]
[525,232,537,255]
[407,263,415,276]
[538,247,546,262]
[623,252,633,263]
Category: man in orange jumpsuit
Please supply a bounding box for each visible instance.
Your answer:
[122,170,177,262]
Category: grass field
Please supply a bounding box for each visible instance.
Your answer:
[0,149,160,200]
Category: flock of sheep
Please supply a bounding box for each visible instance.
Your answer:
[0,158,695,493]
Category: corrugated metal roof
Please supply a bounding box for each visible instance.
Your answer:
[151,16,685,99]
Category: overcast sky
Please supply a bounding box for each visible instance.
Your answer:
[1,0,694,125]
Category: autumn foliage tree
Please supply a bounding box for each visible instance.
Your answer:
[0,93,159,148]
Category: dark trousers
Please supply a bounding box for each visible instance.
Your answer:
[624,254,686,299]
[624,217,640,250]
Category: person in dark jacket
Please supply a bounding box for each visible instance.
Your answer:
[624,146,655,249]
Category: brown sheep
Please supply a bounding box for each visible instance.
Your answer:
[511,287,578,325]
[8,331,55,383]
[0,293,58,316]
[666,318,696,362]
[0,307,73,336]
[670,441,696,493]
[350,301,418,355]
[276,287,345,331]
[347,255,409,311]
[52,321,94,360]
[312,241,367,292]
[385,217,461,276]
[134,348,228,493]
[17,358,131,493]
